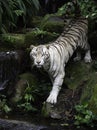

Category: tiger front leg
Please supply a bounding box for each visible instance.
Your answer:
[46,71,65,104]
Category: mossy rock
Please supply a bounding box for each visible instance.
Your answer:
[64,61,92,89]
[40,21,64,33]
[25,29,59,45]
[19,72,38,85]
[0,34,25,49]
[30,16,43,28]
[0,29,59,49]
[11,73,38,103]
[80,72,97,114]
[65,61,97,114]
[40,14,64,33]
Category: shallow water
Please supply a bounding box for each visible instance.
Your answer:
[0,113,96,130]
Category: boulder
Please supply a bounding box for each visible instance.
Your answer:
[11,73,38,103]
[40,14,64,33]
[0,34,25,49]
[25,29,59,45]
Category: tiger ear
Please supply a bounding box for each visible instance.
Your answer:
[30,45,35,49]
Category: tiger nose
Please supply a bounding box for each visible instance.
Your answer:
[37,61,41,64]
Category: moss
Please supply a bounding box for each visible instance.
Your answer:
[40,14,64,33]
[64,62,92,89]
[25,29,59,46]
[30,16,43,28]
[19,72,38,86]
[0,29,59,49]
[64,61,97,114]
[41,102,50,118]
[0,34,25,49]
[80,72,97,114]
[40,21,64,33]
[89,83,97,114]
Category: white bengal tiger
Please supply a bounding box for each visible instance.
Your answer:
[30,18,92,104]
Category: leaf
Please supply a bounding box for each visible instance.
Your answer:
[3,104,11,113]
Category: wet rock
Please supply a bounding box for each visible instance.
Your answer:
[0,118,67,130]
[0,118,48,130]
[0,50,27,97]
[0,51,20,91]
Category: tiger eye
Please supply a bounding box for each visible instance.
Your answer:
[32,52,36,56]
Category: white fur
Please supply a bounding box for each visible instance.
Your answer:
[45,46,65,104]
[84,50,92,63]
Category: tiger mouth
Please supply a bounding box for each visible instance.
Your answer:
[36,65,42,68]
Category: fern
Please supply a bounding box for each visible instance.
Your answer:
[0,0,40,33]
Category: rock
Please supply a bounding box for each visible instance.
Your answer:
[0,118,66,130]
[42,102,62,119]
[25,29,59,45]
[0,50,25,92]
[11,73,38,103]
[40,14,64,33]
[0,34,25,49]
[42,61,97,119]
[0,118,48,130]
[30,16,43,28]
[0,29,59,50]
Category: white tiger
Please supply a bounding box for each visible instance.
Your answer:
[30,18,92,104]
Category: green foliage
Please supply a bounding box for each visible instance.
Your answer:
[57,0,97,20]
[57,0,97,36]
[74,104,97,127]
[57,2,75,17]
[77,0,97,20]
[17,75,51,113]
[0,94,11,113]
[0,0,40,33]
[17,82,38,112]
[0,33,25,49]
[25,28,59,45]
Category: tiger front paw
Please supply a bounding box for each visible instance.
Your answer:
[46,91,58,104]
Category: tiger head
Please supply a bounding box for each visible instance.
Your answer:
[30,45,49,68]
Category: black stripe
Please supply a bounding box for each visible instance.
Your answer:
[51,70,56,77]
[74,24,87,31]
[70,28,85,42]
[68,51,71,57]
[77,20,87,25]
[64,37,76,51]
[57,39,67,47]
[70,28,81,34]
[66,32,81,42]
[52,44,62,57]
[72,26,86,36]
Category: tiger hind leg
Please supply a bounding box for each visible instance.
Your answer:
[83,43,92,63]
[84,49,92,63]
